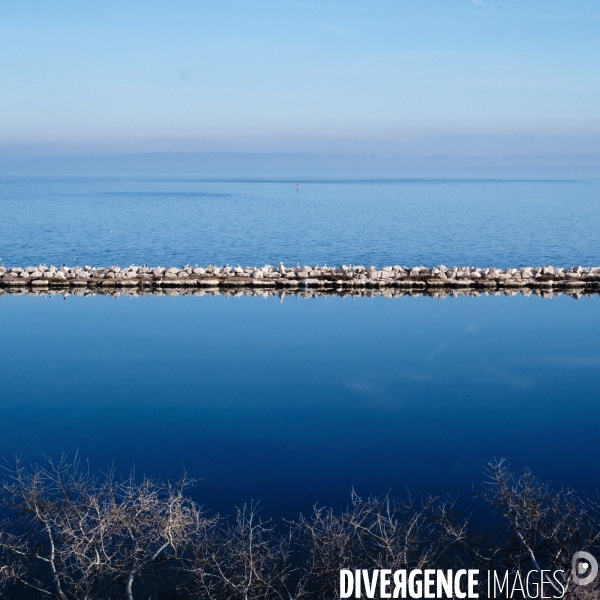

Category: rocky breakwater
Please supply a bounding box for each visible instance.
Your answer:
[1,263,600,292]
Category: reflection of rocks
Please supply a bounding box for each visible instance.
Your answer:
[1,264,600,294]
[0,286,597,302]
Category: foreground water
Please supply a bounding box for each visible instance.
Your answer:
[1,291,599,519]
[1,173,600,268]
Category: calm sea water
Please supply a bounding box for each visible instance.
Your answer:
[1,174,599,519]
[0,292,599,518]
[1,174,600,268]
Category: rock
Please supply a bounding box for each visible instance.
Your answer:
[197,278,220,287]
[1,263,599,292]
[3,277,28,286]
[165,278,196,287]
[252,279,277,287]
[299,278,320,287]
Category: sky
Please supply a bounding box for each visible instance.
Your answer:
[1,0,600,159]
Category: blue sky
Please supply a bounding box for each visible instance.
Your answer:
[1,0,600,157]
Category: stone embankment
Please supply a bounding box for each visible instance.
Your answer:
[1,264,600,292]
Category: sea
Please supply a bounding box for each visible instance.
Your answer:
[1,172,599,519]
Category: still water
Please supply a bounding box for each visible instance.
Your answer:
[1,174,600,268]
[0,291,598,519]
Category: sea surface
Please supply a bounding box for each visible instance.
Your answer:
[1,174,599,519]
[1,173,600,268]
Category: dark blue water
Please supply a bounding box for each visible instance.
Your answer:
[1,291,599,519]
[1,174,600,268]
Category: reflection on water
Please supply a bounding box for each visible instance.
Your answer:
[0,292,599,518]
[1,286,597,300]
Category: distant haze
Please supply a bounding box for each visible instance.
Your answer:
[1,0,599,167]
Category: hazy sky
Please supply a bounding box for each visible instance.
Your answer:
[1,0,600,157]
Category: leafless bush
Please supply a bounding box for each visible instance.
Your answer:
[0,456,213,599]
[189,503,306,600]
[0,457,599,599]
[473,459,600,598]
[294,490,470,599]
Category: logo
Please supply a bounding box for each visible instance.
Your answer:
[572,552,598,586]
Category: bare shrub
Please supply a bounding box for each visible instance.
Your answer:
[0,456,213,600]
[295,490,469,599]
[474,459,600,599]
[189,503,306,600]
[0,457,599,599]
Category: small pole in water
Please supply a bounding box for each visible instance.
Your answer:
[296,182,300,193]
